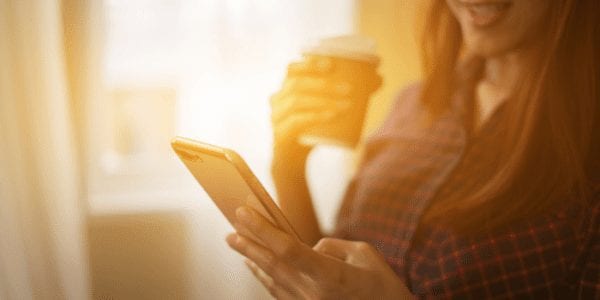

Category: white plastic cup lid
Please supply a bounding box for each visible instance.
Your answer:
[303,35,379,64]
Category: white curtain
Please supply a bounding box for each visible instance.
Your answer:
[0,0,90,298]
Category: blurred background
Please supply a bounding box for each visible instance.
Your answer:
[0,0,420,299]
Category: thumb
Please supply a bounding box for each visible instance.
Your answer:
[314,238,388,270]
[313,238,358,261]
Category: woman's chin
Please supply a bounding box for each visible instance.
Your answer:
[463,36,518,59]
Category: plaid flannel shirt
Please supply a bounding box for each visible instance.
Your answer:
[334,84,599,299]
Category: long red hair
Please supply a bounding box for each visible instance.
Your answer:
[421,0,599,234]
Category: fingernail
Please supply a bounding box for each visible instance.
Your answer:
[226,233,238,246]
[236,206,253,225]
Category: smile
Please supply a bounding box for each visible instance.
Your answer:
[459,0,512,27]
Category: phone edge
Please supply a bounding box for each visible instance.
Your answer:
[224,149,301,241]
[171,136,301,241]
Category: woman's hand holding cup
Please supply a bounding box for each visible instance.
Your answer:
[271,35,381,184]
[270,56,355,177]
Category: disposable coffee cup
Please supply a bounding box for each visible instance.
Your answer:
[297,35,381,147]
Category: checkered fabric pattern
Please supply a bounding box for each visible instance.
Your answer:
[333,84,599,299]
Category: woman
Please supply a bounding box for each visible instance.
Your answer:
[227,0,599,298]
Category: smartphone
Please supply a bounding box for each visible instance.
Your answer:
[171,137,299,242]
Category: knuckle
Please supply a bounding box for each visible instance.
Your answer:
[269,93,279,106]
[236,238,250,254]
[278,237,298,259]
[261,251,279,274]
[272,96,297,119]
[282,77,298,91]
[314,237,332,251]
[283,116,310,134]
[270,91,289,107]
[266,286,278,298]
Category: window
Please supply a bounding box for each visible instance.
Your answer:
[91,0,357,231]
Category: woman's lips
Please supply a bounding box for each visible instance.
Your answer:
[459,1,512,27]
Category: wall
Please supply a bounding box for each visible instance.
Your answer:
[357,0,423,136]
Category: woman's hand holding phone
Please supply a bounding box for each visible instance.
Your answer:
[226,206,414,299]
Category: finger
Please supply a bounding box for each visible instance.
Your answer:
[235,207,322,274]
[245,260,296,300]
[273,111,338,141]
[271,94,327,124]
[279,78,354,99]
[227,233,295,282]
[313,239,378,262]
[245,259,274,289]
[270,77,353,107]
[271,95,351,124]
[228,233,305,295]
[313,238,356,261]
[314,239,388,270]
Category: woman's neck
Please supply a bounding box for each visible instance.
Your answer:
[474,50,530,132]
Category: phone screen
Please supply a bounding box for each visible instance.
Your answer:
[172,137,298,242]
